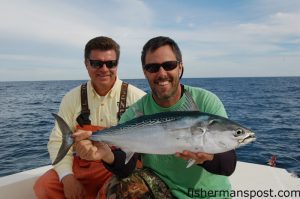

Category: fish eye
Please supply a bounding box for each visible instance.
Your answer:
[234,129,244,137]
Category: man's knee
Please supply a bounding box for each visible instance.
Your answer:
[33,175,48,199]
[33,169,63,199]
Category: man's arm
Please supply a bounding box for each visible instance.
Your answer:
[103,150,139,178]
[201,150,236,176]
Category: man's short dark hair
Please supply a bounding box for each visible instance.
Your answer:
[84,36,120,62]
[141,36,182,66]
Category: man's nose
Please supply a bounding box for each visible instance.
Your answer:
[156,66,168,75]
[98,64,110,71]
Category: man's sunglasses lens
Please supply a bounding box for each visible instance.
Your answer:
[89,60,117,69]
[144,61,178,73]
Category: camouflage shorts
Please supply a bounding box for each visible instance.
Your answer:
[104,168,174,199]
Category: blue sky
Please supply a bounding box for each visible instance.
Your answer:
[0,0,299,81]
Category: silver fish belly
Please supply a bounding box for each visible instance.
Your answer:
[52,111,255,165]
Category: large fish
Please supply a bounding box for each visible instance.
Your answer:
[52,104,255,166]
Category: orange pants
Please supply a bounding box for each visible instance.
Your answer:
[34,156,112,199]
[34,125,112,199]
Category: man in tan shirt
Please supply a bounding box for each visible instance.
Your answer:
[34,36,145,199]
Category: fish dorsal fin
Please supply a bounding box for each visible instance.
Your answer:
[132,106,144,118]
[177,91,200,112]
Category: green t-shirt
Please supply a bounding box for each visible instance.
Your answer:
[119,85,231,199]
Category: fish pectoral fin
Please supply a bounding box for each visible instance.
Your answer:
[123,150,135,164]
[186,159,196,168]
[190,125,206,135]
[169,122,206,136]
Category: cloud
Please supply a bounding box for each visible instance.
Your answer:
[239,12,300,38]
[0,0,155,81]
[0,0,154,47]
[1,0,300,81]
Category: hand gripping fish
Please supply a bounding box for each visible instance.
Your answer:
[52,93,256,167]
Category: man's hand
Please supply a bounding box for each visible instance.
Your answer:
[176,150,214,164]
[73,129,92,142]
[73,130,115,164]
[62,174,85,199]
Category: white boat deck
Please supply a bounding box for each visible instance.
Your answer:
[0,165,52,199]
[229,162,299,198]
[0,161,299,198]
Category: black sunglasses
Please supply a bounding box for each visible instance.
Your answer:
[144,61,179,73]
[89,60,118,69]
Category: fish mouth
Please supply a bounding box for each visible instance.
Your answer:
[238,133,256,144]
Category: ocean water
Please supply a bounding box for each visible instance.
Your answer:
[0,77,299,177]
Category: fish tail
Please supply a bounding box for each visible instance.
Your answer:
[51,113,74,165]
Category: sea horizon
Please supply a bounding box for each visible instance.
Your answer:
[1,75,300,83]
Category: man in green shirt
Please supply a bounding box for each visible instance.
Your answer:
[75,36,236,198]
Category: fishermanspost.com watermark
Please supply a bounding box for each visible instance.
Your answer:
[187,188,300,198]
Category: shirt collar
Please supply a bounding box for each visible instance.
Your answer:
[88,77,122,98]
[108,77,122,98]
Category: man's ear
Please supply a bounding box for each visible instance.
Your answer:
[142,68,147,77]
[179,62,183,78]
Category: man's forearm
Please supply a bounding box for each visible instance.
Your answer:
[201,150,237,176]
[103,149,138,178]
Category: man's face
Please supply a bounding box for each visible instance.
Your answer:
[85,49,117,92]
[143,45,182,104]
